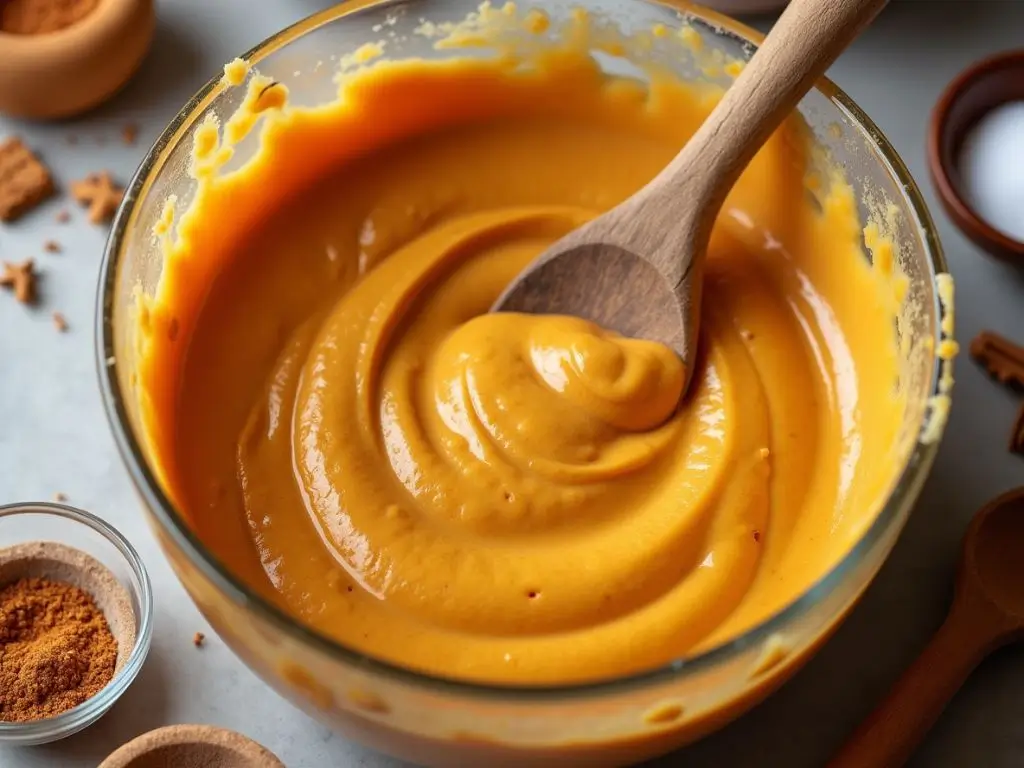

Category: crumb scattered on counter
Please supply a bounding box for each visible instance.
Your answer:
[0,574,117,723]
[0,137,55,222]
[121,123,138,145]
[193,632,206,648]
[55,209,70,224]
[53,492,67,502]
[52,312,67,332]
[0,258,37,304]
[43,239,60,253]
[70,172,123,224]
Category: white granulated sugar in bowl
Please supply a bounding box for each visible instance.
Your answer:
[958,100,1024,243]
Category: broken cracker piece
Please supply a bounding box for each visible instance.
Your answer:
[71,171,123,224]
[0,258,37,304]
[43,239,61,253]
[52,311,68,332]
[121,122,138,145]
[193,632,206,647]
[0,138,55,222]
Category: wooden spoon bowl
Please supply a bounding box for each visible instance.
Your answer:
[495,0,889,394]
[830,487,1024,767]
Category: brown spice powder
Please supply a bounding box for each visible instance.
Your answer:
[0,577,118,722]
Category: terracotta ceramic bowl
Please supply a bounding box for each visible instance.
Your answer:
[928,49,1024,263]
[0,0,155,119]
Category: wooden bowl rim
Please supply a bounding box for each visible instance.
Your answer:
[98,724,286,768]
[927,48,1024,263]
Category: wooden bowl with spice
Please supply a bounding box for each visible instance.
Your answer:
[0,502,153,745]
[0,0,155,119]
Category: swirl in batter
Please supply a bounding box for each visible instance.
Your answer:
[141,26,903,684]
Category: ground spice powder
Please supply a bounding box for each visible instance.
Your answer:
[0,577,118,722]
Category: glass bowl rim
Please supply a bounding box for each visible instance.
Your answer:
[95,0,951,703]
[0,502,154,742]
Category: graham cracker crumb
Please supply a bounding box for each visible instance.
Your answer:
[0,0,99,35]
[43,239,61,253]
[55,209,70,224]
[53,492,67,502]
[121,123,138,146]
[193,632,205,648]
[0,259,37,304]
[70,172,122,224]
[0,138,55,222]
[52,312,68,332]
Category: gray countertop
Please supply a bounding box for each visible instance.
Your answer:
[1,1,1022,766]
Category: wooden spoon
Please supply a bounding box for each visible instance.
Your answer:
[493,0,888,393]
[830,487,1024,768]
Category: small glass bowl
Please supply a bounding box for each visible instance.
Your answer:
[0,503,154,746]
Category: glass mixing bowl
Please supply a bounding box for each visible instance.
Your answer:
[96,1,953,765]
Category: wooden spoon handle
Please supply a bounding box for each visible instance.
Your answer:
[649,0,888,233]
[828,609,992,768]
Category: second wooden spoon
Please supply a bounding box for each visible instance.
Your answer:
[830,487,1024,768]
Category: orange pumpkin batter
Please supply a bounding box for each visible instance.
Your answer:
[137,12,905,685]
